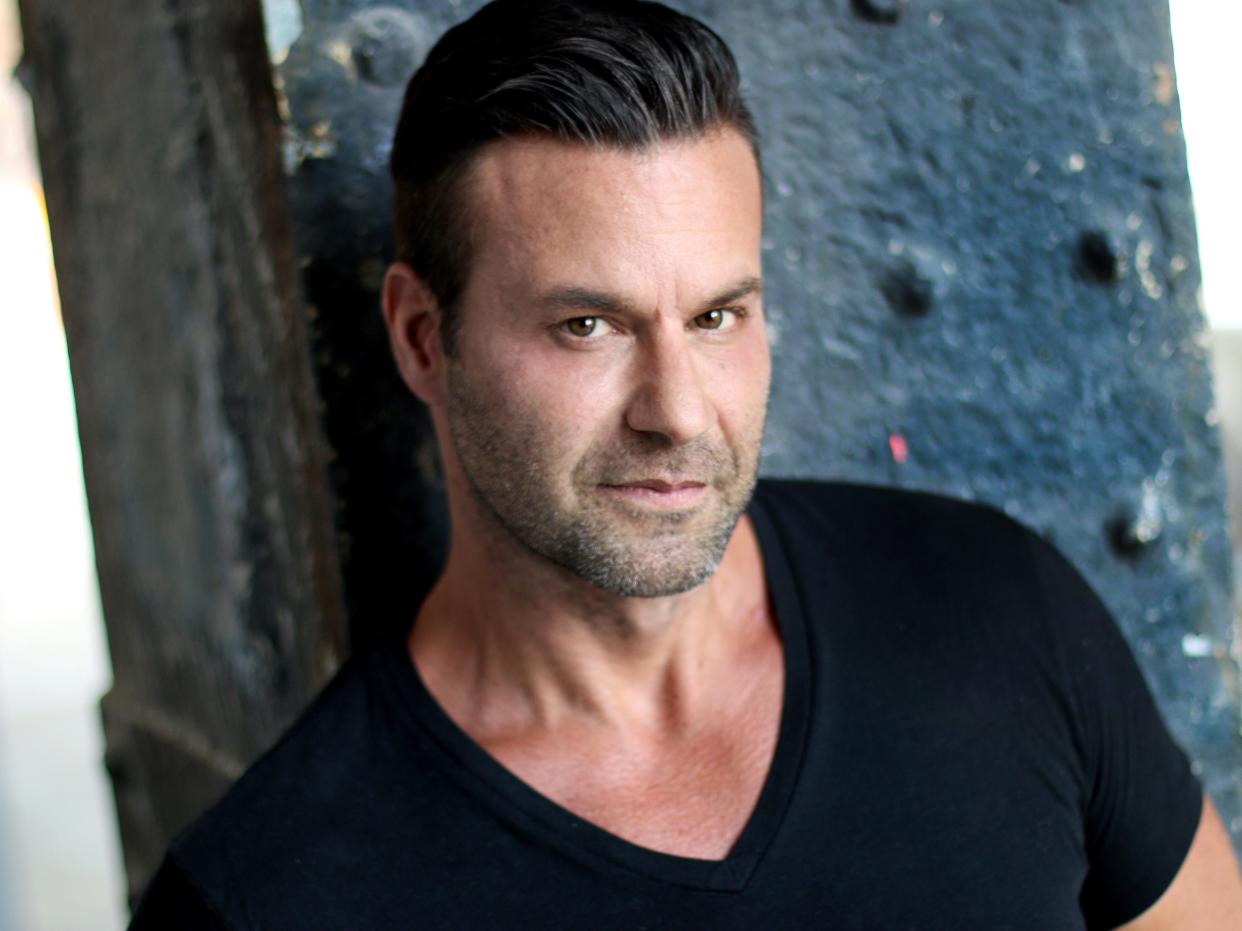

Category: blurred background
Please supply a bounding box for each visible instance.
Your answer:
[0,1,1238,928]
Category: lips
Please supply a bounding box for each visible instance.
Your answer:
[598,479,710,512]
[603,479,706,492]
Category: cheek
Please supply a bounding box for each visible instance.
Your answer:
[474,342,628,450]
[705,337,772,418]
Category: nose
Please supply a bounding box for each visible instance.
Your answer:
[623,325,713,445]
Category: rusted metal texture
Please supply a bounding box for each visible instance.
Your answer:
[18,0,348,901]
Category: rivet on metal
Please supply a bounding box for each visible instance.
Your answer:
[350,8,428,88]
[880,257,936,317]
[1076,229,1124,284]
[1106,504,1163,559]
[851,0,906,25]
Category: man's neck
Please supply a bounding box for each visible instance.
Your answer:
[408,513,772,743]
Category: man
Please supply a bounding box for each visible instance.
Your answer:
[132,0,1242,927]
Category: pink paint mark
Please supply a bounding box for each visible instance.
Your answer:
[888,433,909,464]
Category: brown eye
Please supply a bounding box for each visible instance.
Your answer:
[565,317,598,337]
[695,309,726,330]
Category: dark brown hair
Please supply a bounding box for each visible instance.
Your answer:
[389,0,759,351]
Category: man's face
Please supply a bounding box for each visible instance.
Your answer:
[441,130,769,597]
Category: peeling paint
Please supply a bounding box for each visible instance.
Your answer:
[1136,239,1164,300]
[1153,61,1175,106]
[1183,633,1214,658]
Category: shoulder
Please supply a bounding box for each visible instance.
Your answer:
[751,477,1110,683]
[148,645,456,924]
[187,650,382,826]
[752,477,1036,567]
[750,482,1201,927]
[754,476,1020,525]
[162,653,375,861]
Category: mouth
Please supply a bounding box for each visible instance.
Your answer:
[599,479,709,509]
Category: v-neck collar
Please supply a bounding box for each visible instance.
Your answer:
[375,485,812,892]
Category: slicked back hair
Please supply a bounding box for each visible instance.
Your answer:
[389,0,760,353]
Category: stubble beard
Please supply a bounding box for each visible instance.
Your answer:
[445,367,764,598]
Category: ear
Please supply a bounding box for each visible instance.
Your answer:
[381,262,447,407]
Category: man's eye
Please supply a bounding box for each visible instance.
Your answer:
[563,316,603,338]
[693,308,740,331]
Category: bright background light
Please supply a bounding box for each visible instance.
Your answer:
[0,0,126,927]
[1170,3,1242,330]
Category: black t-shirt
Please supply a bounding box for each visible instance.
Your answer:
[130,480,1202,930]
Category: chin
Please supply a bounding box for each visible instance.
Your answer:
[553,515,741,599]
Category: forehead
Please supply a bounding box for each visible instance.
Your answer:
[460,131,763,298]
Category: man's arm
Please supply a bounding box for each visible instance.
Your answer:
[1117,794,1242,930]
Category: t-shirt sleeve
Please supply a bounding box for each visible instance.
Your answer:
[1025,529,1203,930]
[128,856,230,930]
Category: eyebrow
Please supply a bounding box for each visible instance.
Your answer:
[537,276,764,317]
